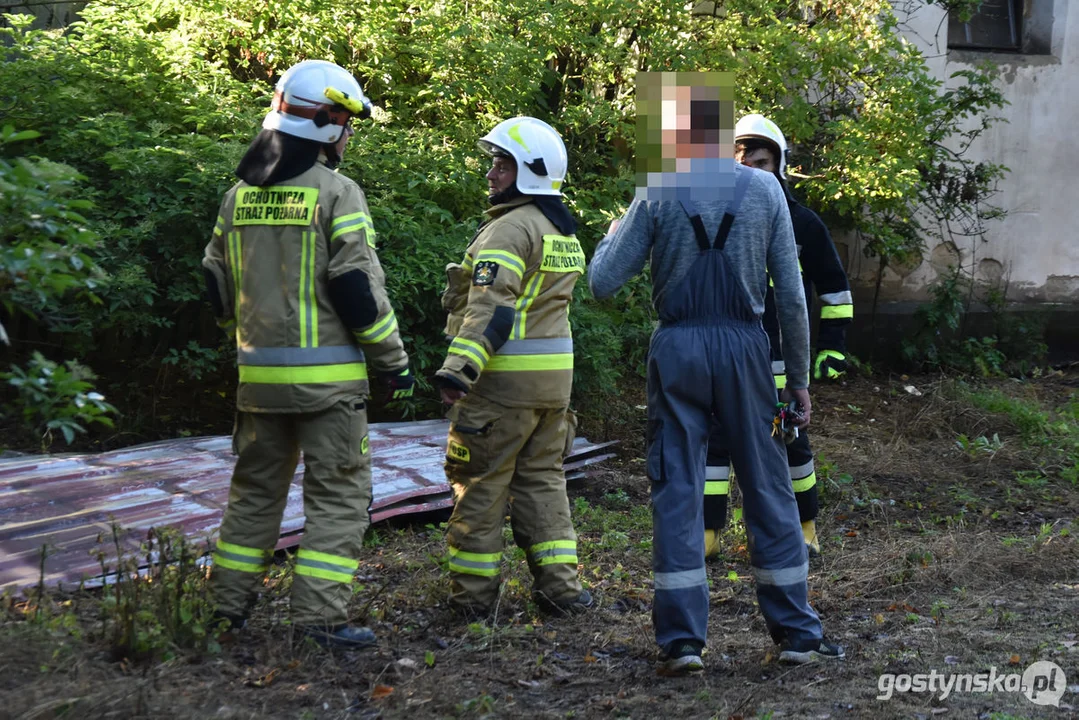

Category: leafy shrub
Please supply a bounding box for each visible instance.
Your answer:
[0,0,1009,433]
[2,351,117,447]
[0,125,116,446]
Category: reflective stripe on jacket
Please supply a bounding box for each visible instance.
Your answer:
[203,160,407,412]
[438,197,585,408]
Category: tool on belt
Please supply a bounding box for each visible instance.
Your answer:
[772,400,805,445]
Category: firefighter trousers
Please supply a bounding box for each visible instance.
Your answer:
[443,393,582,609]
[704,410,818,529]
[210,396,372,627]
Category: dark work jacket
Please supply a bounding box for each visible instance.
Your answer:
[763,189,853,362]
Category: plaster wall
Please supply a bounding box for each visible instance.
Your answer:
[847,1,1078,305]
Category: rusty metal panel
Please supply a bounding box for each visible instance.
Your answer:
[0,421,615,593]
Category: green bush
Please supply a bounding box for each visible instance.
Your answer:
[0,125,117,447]
[0,0,1009,434]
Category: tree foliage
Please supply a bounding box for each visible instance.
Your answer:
[0,125,116,447]
[0,0,1008,441]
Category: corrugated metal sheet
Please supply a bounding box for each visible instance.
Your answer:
[0,420,616,593]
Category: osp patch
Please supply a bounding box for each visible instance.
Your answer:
[447,440,471,463]
[472,261,499,286]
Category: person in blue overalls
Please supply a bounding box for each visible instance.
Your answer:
[588,74,844,675]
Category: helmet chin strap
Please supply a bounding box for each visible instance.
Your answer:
[487,184,523,206]
[322,143,342,169]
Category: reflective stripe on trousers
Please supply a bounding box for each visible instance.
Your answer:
[448,546,502,577]
[295,548,359,584]
[213,540,271,574]
[528,539,578,567]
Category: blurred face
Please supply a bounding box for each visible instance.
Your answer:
[486,155,517,195]
[737,146,778,174]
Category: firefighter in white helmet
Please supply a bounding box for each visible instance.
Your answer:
[203,59,414,648]
[436,117,592,617]
[702,114,854,560]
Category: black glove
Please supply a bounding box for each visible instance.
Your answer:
[384,366,415,402]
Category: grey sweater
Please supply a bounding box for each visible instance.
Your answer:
[588,164,811,389]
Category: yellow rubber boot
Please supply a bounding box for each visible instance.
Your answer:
[801,520,820,558]
[704,529,721,560]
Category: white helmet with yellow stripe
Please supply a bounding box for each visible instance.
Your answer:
[734,114,788,177]
[263,60,372,144]
[477,117,568,196]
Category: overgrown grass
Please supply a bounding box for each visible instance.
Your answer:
[3,526,225,665]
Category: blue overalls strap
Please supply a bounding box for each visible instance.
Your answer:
[679,170,754,251]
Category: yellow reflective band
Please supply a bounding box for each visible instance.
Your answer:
[448,546,501,577]
[774,373,787,389]
[299,232,317,348]
[297,548,359,570]
[213,215,225,237]
[308,233,318,346]
[448,547,502,563]
[821,304,854,320]
[540,234,586,274]
[476,249,526,280]
[529,540,578,567]
[448,440,471,462]
[239,362,368,384]
[295,548,359,585]
[530,540,576,553]
[791,472,817,493]
[361,435,369,455]
[299,232,308,347]
[218,541,269,558]
[295,565,354,584]
[511,273,544,340]
[486,353,573,372]
[355,311,398,344]
[333,211,368,227]
[233,186,318,226]
[449,338,489,369]
[462,253,474,271]
[228,231,242,321]
[704,481,730,496]
[212,553,269,573]
[330,211,376,246]
[448,561,500,577]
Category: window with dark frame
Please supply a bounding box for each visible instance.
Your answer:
[947,0,1023,52]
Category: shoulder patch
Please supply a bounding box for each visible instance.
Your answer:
[472,261,499,286]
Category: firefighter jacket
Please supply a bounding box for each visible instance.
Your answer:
[763,193,853,372]
[437,196,586,409]
[203,159,408,413]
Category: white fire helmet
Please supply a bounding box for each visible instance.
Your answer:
[262,60,372,144]
[477,117,568,196]
[734,113,788,176]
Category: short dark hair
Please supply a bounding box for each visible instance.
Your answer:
[735,137,779,165]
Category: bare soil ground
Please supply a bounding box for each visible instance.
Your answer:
[3,371,1079,720]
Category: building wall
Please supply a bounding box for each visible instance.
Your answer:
[845,0,1077,307]
[1,0,84,30]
